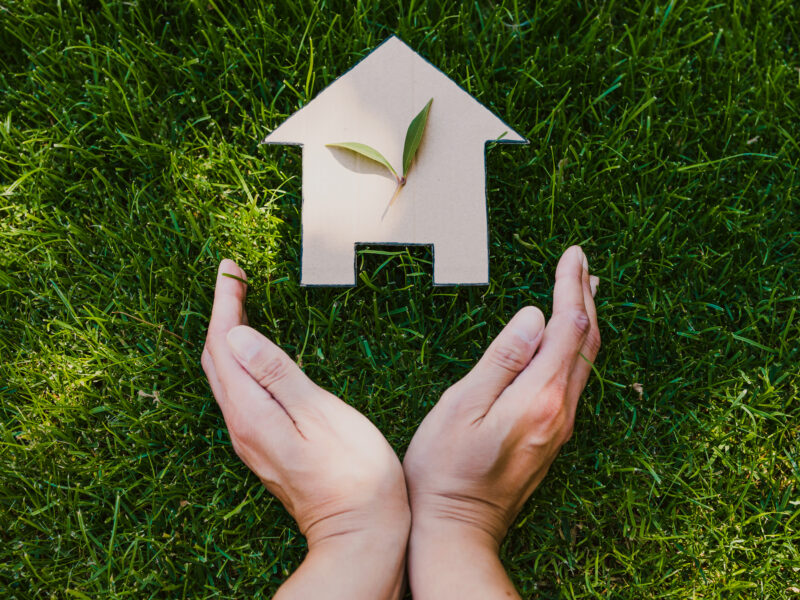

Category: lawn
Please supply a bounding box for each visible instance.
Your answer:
[1,1,799,597]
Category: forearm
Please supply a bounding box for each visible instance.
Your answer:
[407,519,520,600]
[275,524,409,600]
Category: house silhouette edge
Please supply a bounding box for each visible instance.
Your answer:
[261,35,529,287]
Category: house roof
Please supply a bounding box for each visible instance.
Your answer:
[262,35,527,146]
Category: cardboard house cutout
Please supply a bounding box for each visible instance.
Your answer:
[263,36,527,286]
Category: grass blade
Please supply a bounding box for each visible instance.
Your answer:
[402,97,433,177]
[326,142,399,180]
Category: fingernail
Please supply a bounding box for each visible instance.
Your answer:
[581,250,589,272]
[227,326,260,362]
[512,306,545,343]
[512,326,540,345]
[218,259,247,284]
[589,275,599,298]
[218,259,235,275]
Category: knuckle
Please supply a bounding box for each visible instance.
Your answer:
[560,420,575,445]
[490,337,532,374]
[535,398,565,431]
[585,329,602,356]
[569,309,591,338]
[521,402,566,450]
[544,369,570,401]
[253,350,289,389]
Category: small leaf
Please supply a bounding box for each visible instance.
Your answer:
[402,97,433,177]
[326,142,399,180]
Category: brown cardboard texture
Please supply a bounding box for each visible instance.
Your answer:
[263,36,527,286]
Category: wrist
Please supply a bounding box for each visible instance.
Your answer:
[310,509,411,554]
[409,513,500,554]
[407,488,511,552]
[407,516,519,600]
[303,500,411,550]
[276,514,410,600]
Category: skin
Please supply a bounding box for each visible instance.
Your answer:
[403,245,600,599]
[201,260,410,600]
[201,245,599,598]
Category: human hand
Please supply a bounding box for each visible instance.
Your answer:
[403,246,600,599]
[201,260,410,599]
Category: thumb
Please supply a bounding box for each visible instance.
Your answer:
[227,325,318,411]
[451,306,546,413]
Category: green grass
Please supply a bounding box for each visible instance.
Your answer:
[1,0,799,597]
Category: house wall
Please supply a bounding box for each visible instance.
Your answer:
[300,145,490,285]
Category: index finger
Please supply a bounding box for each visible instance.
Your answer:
[506,245,590,392]
[203,260,295,435]
[207,259,248,341]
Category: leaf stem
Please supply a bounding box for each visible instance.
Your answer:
[382,181,404,220]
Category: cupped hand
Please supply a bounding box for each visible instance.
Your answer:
[403,246,600,598]
[201,260,410,549]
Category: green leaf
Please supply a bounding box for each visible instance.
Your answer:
[325,142,399,180]
[402,98,433,177]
